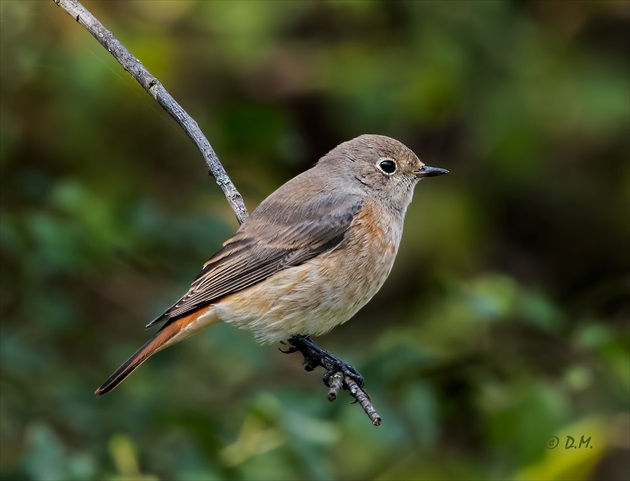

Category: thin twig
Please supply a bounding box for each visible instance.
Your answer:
[54,0,382,426]
[346,378,381,426]
[327,372,344,401]
[285,336,382,425]
[53,0,249,225]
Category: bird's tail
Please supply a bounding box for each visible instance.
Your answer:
[95,306,218,396]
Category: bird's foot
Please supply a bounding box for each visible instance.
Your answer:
[282,335,365,388]
[322,360,364,388]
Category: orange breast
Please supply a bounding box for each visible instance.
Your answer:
[214,198,405,344]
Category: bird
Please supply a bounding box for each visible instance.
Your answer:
[95,134,448,395]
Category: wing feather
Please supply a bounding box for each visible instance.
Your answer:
[147,193,364,327]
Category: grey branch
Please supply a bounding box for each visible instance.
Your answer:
[54,0,382,426]
[285,336,382,426]
[345,378,381,426]
[53,0,249,225]
[327,372,344,401]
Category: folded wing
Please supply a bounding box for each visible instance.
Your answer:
[147,192,364,328]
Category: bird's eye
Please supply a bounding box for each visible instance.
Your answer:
[377,159,397,175]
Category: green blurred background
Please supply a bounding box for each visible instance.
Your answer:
[1,1,628,480]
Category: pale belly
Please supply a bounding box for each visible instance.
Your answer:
[214,208,404,343]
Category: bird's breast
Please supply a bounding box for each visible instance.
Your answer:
[215,200,405,343]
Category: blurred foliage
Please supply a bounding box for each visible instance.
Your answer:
[1,1,628,480]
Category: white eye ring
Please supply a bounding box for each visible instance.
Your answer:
[376,158,397,175]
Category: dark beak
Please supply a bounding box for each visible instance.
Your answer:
[415,165,449,178]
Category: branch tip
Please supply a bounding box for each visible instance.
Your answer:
[286,336,382,426]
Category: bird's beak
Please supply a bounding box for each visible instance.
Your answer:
[415,165,449,178]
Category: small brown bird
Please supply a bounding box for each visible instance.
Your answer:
[95,134,448,395]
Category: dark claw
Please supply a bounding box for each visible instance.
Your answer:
[284,335,365,388]
[282,335,381,425]
[322,361,365,388]
[279,344,298,354]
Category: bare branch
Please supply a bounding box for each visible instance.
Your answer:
[327,372,344,401]
[345,378,381,426]
[54,0,382,426]
[284,336,383,426]
[53,0,249,225]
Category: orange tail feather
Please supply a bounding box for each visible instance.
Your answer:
[95,306,216,395]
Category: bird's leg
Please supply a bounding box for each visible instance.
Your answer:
[284,335,365,388]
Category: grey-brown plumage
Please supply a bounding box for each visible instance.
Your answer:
[95,134,448,395]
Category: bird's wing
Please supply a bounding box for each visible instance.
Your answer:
[147,192,364,327]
